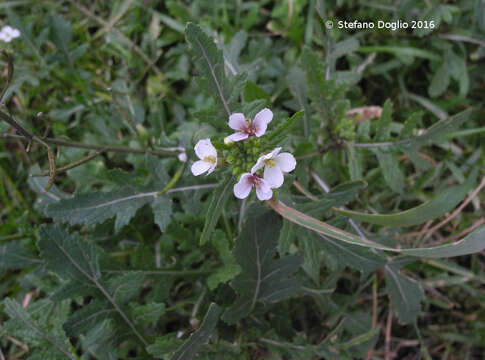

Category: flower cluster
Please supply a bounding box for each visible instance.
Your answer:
[191,108,296,201]
[0,26,20,43]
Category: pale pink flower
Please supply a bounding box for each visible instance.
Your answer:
[178,152,187,163]
[0,26,20,43]
[233,173,273,201]
[251,147,296,188]
[191,139,217,176]
[226,108,273,142]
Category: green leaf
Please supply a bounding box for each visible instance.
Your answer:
[46,186,156,232]
[374,149,405,193]
[185,23,234,116]
[385,264,424,324]
[428,62,450,98]
[330,38,360,61]
[417,104,459,136]
[3,298,76,359]
[171,303,222,360]
[107,272,145,305]
[223,205,302,324]
[200,176,234,245]
[267,110,305,146]
[339,325,380,350]
[357,109,473,150]
[64,300,114,336]
[358,46,441,61]
[206,230,241,290]
[38,224,101,283]
[207,265,242,290]
[334,169,477,227]
[0,241,40,269]
[152,196,173,232]
[50,14,72,62]
[287,66,311,137]
[316,234,386,272]
[37,225,147,346]
[401,226,485,258]
[147,334,183,358]
[376,99,393,141]
[400,112,422,139]
[131,302,165,326]
[268,200,485,257]
[244,81,270,103]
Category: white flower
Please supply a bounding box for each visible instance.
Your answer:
[251,147,296,188]
[191,139,217,176]
[0,26,21,43]
[233,173,273,201]
[223,136,234,145]
[178,152,187,163]
[226,108,273,142]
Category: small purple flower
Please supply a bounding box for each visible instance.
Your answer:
[251,147,296,188]
[233,173,273,201]
[225,108,273,142]
[0,26,20,43]
[191,139,217,176]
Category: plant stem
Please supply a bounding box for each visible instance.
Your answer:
[1,133,179,157]
[156,164,185,196]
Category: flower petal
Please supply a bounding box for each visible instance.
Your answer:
[206,162,217,175]
[226,132,249,142]
[194,139,217,159]
[11,29,20,38]
[228,113,246,130]
[250,156,266,174]
[275,153,296,173]
[191,160,211,176]
[264,165,284,188]
[252,108,273,137]
[233,174,253,199]
[255,178,273,200]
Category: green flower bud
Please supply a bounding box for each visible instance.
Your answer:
[226,155,235,164]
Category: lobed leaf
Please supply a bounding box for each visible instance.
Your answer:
[223,205,302,324]
[185,23,234,116]
[171,303,222,360]
[3,298,77,359]
[46,186,157,232]
[385,264,424,324]
[0,241,40,269]
[38,224,101,283]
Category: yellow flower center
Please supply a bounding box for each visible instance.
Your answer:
[203,156,217,164]
[264,159,276,168]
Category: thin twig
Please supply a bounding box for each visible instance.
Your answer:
[0,111,56,192]
[385,310,393,360]
[0,233,26,242]
[1,133,179,157]
[30,150,106,177]
[445,218,485,242]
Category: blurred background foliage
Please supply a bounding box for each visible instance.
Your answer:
[1,0,484,359]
